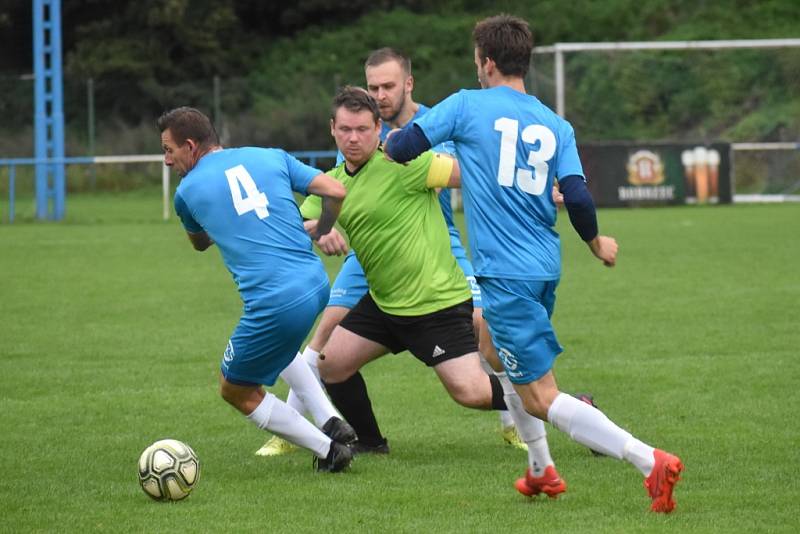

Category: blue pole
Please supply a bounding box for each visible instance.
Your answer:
[50,0,66,220]
[32,0,65,220]
[33,0,47,219]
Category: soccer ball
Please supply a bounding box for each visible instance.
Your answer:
[138,439,200,501]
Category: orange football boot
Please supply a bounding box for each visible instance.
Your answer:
[644,449,684,513]
[515,465,567,498]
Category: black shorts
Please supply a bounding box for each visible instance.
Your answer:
[339,293,477,367]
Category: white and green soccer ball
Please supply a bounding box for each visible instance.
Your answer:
[138,439,200,501]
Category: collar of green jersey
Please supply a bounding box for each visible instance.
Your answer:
[343,145,384,177]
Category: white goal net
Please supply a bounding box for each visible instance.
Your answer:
[529,39,800,202]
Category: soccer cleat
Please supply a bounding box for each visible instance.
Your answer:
[514,465,567,498]
[314,441,353,473]
[501,425,529,451]
[255,435,298,457]
[349,438,390,455]
[644,449,684,513]
[572,392,606,457]
[321,416,357,445]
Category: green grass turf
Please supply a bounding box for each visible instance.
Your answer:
[1,189,798,532]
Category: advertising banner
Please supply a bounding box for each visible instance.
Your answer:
[579,142,731,207]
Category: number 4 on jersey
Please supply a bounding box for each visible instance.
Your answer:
[494,118,556,196]
[225,164,269,219]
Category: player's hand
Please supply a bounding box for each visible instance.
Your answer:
[304,219,323,241]
[316,227,348,256]
[552,184,564,207]
[588,235,618,267]
[305,220,348,255]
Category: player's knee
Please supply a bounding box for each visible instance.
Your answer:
[519,396,549,420]
[518,388,557,420]
[322,369,355,384]
[316,352,343,383]
[317,342,363,384]
[219,383,239,407]
[218,380,249,410]
[447,381,491,409]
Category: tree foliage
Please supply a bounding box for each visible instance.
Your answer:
[0,0,798,150]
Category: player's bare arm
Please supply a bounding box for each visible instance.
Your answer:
[306,173,347,240]
[186,230,213,251]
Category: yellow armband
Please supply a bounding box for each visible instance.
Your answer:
[425,153,454,189]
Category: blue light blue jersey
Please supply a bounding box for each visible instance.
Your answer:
[328,104,479,308]
[174,147,328,312]
[414,86,585,280]
[174,147,330,385]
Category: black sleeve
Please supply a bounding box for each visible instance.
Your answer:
[559,175,598,242]
[384,123,432,163]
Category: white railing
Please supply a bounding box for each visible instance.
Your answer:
[2,151,338,222]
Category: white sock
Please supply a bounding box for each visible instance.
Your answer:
[499,410,514,428]
[246,393,331,458]
[279,351,338,426]
[302,345,322,379]
[285,388,305,414]
[495,371,553,476]
[547,392,633,460]
[623,438,656,476]
[286,347,323,414]
[527,437,554,478]
[286,352,307,414]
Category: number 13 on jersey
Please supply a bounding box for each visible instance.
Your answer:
[494,118,555,196]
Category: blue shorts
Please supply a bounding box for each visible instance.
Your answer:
[329,244,482,310]
[450,237,482,309]
[221,281,329,387]
[477,277,563,384]
[328,251,369,309]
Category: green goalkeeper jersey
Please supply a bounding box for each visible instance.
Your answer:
[301,149,471,316]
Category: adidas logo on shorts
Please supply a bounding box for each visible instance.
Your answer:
[431,345,446,358]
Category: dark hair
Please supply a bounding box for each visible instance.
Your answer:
[364,47,412,76]
[156,107,220,148]
[472,14,533,78]
[331,86,380,123]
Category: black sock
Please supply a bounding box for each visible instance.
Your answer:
[489,374,508,410]
[323,372,385,446]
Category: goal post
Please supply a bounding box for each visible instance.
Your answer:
[529,38,800,203]
[1,155,168,223]
[730,142,800,202]
[90,155,170,220]
[532,38,800,118]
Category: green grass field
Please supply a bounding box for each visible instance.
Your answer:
[1,190,798,533]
